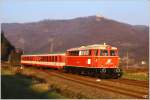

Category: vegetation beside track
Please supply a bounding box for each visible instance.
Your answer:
[1,63,88,99]
[122,67,149,81]
[1,66,65,99]
[122,71,148,81]
[1,63,149,99]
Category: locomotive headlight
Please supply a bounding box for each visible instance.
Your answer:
[101,68,106,73]
[115,68,120,73]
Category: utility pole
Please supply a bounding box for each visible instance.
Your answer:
[48,38,54,53]
[126,49,129,69]
[50,41,53,53]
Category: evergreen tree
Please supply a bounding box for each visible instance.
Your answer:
[1,30,15,61]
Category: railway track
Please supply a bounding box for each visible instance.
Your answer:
[17,66,148,99]
[43,70,148,99]
[109,78,149,88]
[59,71,148,88]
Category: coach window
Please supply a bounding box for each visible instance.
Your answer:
[54,56,55,62]
[52,56,54,62]
[48,56,50,62]
[42,57,44,61]
[43,56,45,61]
[46,56,48,61]
[100,50,108,56]
[44,57,46,62]
[41,56,43,61]
[55,56,57,62]
[43,57,45,61]
[44,56,46,61]
[50,56,52,62]
[46,56,48,62]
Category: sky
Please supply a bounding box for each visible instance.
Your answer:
[0,0,149,25]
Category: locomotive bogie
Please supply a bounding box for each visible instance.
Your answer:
[64,66,122,78]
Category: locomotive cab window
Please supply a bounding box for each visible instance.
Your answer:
[100,50,108,56]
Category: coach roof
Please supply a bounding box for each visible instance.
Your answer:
[21,53,65,57]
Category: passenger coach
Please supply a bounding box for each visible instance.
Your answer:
[21,53,65,69]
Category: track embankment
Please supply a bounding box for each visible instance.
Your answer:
[43,70,148,99]
[3,63,148,99]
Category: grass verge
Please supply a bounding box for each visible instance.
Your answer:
[122,71,148,81]
[1,67,65,99]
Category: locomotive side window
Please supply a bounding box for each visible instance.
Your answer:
[100,50,108,56]
[110,50,115,56]
[110,50,117,56]
[94,49,98,56]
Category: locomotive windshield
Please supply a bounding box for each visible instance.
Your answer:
[79,50,91,56]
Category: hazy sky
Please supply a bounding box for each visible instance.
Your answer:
[1,0,149,25]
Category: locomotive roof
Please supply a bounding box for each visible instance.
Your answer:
[67,44,117,51]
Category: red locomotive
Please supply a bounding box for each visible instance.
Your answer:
[21,43,122,78]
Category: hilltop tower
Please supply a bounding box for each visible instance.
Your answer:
[96,13,104,21]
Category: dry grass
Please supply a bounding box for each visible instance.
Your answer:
[121,66,149,81]
[1,65,65,99]
[31,83,49,93]
[122,72,148,81]
[2,63,148,99]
